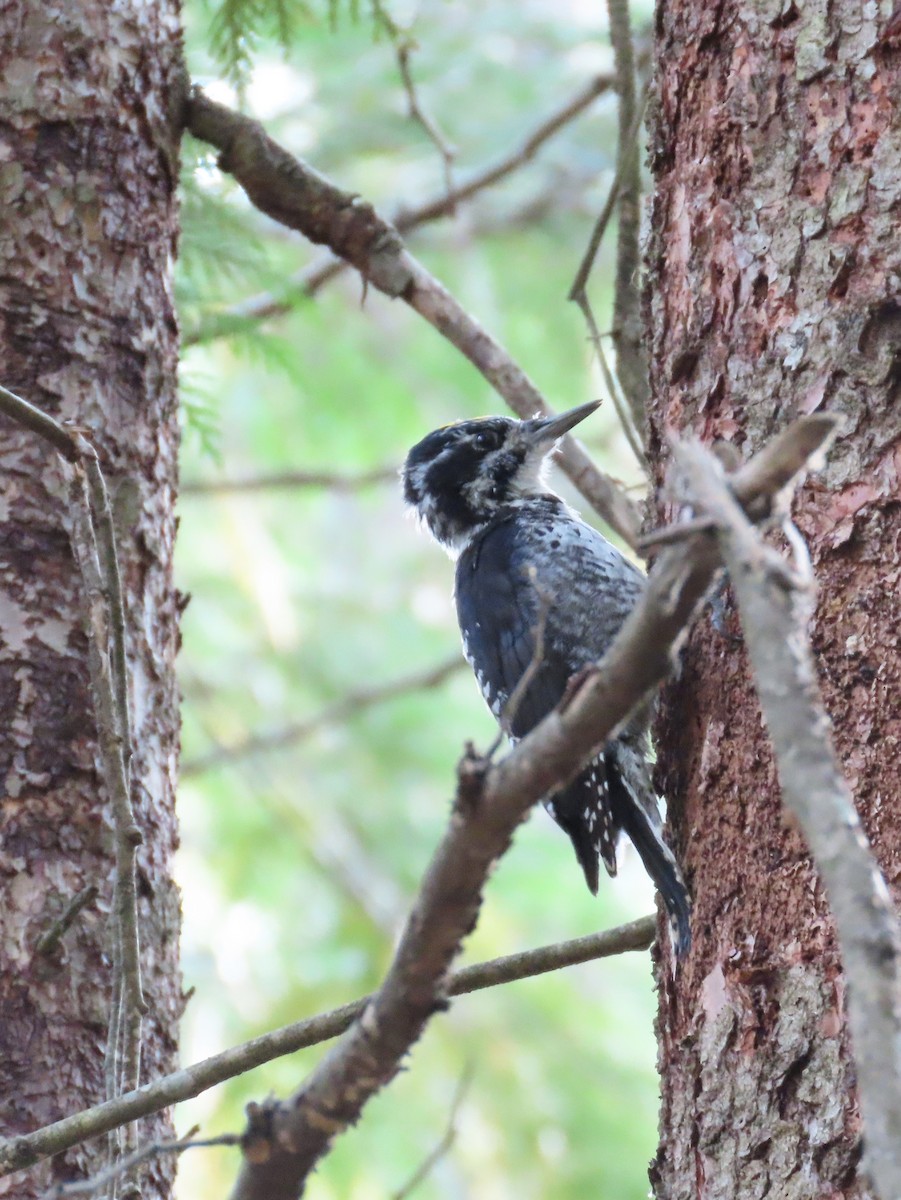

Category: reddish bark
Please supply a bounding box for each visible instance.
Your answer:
[0,4,184,1196]
[646,2,901,1196]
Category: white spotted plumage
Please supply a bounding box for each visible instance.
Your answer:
[403,407,692,957]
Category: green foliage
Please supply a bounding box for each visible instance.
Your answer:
[179,367,223,461]
[206,0,315,90]
[176,1,658,1197]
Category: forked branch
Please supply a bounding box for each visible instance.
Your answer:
[184,88,641,547]
[225,416,837,1200]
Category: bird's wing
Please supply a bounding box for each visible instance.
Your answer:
[454,515,573,738]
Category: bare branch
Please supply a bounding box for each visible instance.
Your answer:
[81,449,132,770]
[0,381,79,461]
[183,73,616,346]
[181,466,396,496]
[567,90,648,468]
[0,917,655,1177]
[674,433,901,1200]
[390,1065,472,1200]
[224,417,838,1200]
[636,515,717,550]
[395,41,457,205]
[605,0,649,436]
[450,914,655,992]
[369,2,457,201]
[182,655,466,778]
[62,463,145,1183]
[35,886,99,957]
[0,383,145,1181]
[41,1131,240,1199]
[184,86,640,546]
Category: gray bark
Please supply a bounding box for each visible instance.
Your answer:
[0,4,184,1196]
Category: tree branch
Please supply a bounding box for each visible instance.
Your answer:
[0,383,145,1181]
[0,405,839,1190]
[0,917,654,1177]
[183,86,641,546]
[674,434,901,1200]
[605,0,649,437]
[180,466,397,496]
[390,1065,472,1199]
[183,72,616,346]
[181,655,466,778]
[567,89,648,468]
[41,1132,239,1199]
[395,40,457,204]
[224,417,838,1200]
[35,886,100,957]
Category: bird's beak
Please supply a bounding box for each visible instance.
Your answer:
[522,401,601,446]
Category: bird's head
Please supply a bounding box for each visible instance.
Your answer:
[402,401,599,552]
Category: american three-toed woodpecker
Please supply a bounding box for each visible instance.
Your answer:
[403,402,691,956]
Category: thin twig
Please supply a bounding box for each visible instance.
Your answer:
[184,88,641,542]
[605,0,649,437]
[567,90,649,468]
[594,330,645,465]
[183,73,616,346]
[80,446,132,771]
[103,966,123,1195]
[41,1131,240,1199]
[63,464,146,1195]
[62,468,145,1034]
[35,886,99,956]
[362,2,458,200]
[636,515,717,551]
[0,917,656,1177]
[396,41,456,205]
[181,466,397,496]
[182,655,465,777]
[0,382,145,1189]
[391,1065,473,1199]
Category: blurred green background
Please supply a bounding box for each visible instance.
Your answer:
[175,1,658,1195]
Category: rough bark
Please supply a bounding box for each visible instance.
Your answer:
[0,4,183,1197]
[646,2,901,1198]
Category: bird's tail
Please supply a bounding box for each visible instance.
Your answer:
[607,742,692,959]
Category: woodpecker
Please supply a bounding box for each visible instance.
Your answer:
[403,401,691,956]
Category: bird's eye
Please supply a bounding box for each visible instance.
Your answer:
[473,431,493,450]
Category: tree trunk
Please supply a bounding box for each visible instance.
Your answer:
[645,2,901,1196]
[0,4,183,1196]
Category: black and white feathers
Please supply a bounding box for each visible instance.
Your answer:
[403,406,691,956]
